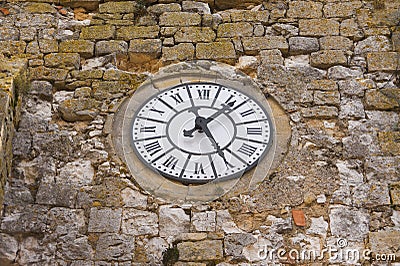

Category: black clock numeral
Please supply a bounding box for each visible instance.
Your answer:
[194,162,205,175]
[140,126,156,133]
[162,155,179,170]
[170,93,183,104]
[247,127,262,135]
[144,141,162,156]
[197,89,210,100]
[237,143,257,157]
[225,94,236,105]
[240,109,255,117]
[150,107,165,116]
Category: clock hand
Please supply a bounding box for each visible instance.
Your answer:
[197,117,231,167]
[183,108,202,137]
[205,100,235,124]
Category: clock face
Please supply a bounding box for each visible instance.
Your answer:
[131,82,273,184]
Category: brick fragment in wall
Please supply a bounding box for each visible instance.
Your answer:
[175,27,215,43]
[159,12,202,26]
[287,1,323,18]
[242,36,288,54]
[310,50,348,69]
[367,52,399,71]
[116,26,160,40]
[162,43,195,61]
[299,19,340,36]
[80,25,115,40]
[217,22,254,38]
[59,40,94,58]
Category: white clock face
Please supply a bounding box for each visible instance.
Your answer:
[131,82,273,184]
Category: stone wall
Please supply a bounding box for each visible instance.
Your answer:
[0,0,400,265]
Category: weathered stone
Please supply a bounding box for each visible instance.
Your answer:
[36,181,77,207]
[99,1,138,14]
[323,1,362,18]
[92,80,132,100]
[365,88,400,110]
[58,235,94,261]
[243,36,288,54]
[192,211,216,232]
[339,98,365,119]
[147,3,181,15]
[268,215,293,233]
[159,206,190,238]
[175,27,215,43]
[0,41,26,56]
[96,40,128,56]
[1,205,48,234]
[29,80,53,101]
[196,42,236,61]
[0,28,19,41]
[121,187,148,208]
[80,25,115,40]
[390,182,400,205]
[182,1,211,14]
[44,53,80,69]
[88,208,122,233]
[327,66,363,80]
[122,209,158,236]
[329,205,369,241]
[289,37,319,55]
[354,36,392,54]
[162,43,195,61]
[308,79,338,91]
[58,98,100,122]
[314,90,340,105]
[230,10,269,23]
[39,39,58,53]
[287,1,323,18]
[59,40,94,58]
[0,233,18,264]
[217,22,253,37]
[17,236,55,265]
[116,26,160,40]
[224,233,256,258]
[29,66,69,81]
[272,23,299,37]
[260,49,284,65]
[214,0,262,10]
[70,69,104,80]
[367,52,399,71]
[159,12,202,26]
[319,36,353,50]
[24,3,56,13]
[378,132,400,155]
[178,240,223,261]
[299,19,340,36]
[306,217,328,237]
[310,50,347,68]
[129,39,162,58]
[47,208,85,236]
[95,234,134,261]
[302,106,338,118]
[369,231,400,257]
[340,19,364,40]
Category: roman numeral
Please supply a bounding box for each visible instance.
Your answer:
[194,162,205,175]
[140,126,156,133]
[237,143,257,157]
[144,141,162,156]
[240,109,255,117]
[247,127,262,135]
[150,107,164,116]
[170,93,183,104]
[162,155,179,169]
[197,89,210,100]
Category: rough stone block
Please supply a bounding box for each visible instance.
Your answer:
[314,90,340,106]
[243,36,288,54]
[319,36,353,50]
[70,69,104,80]
[99,1,138,14]
[302,106,338,118]
[24,3,56,13]
[95,234,134,261]
[329,205,369,241]
[369,231,400,257]
[159,12,201,26]
[310,50,347,68]
[287,1,323,18]
[340,19,363,40]
[308,79,338,91]
[177,240,223,261]
[0,28,19,41]
[0,233,18,264]
[162,43,195,61]
[175,27,215,43]
[217,22,253,37]
[92,80,131,100]
[192,211,216,232]
[327,66,362,80]
[288,37,319,55]
[38,39,58,53]
[0,41,26,56]
[196,42,236,61]
[59,40,94,58]
[355,36,392,54]
[323,1,362,18]
[299,19,340,36]
[390,182,400,205]
[182,1,211,14]
[260,49,284,65]
[393,31,400,52]
[95,40,128,56]
[159,206,190,238]
[378,132,400,155]
[367,52,399,71]
[88,208,122,233]
[339,98,365,119]
[214,0,262,10]
[44,53,80,69]
[128,39,162,59]
[365,88,400,110]
[29,66,69,81]
[116,26,160,40]
[122,209,158,236]
[58,98,100,121]
[80,25,115,40]
[230,10,269,23]
[147,3,181,15]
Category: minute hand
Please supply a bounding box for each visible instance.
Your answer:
[205,101,235,123]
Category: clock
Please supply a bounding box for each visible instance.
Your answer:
[130,82,274,184]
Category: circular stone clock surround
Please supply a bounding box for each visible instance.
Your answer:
[111,61,291,203]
